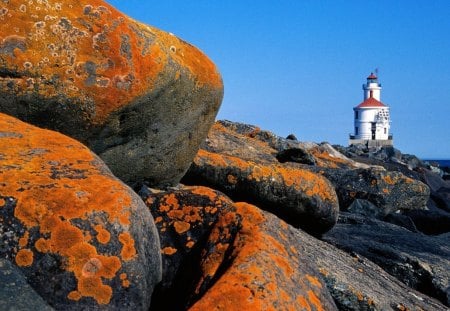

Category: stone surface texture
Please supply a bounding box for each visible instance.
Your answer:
[323,213,450,307]
[0,113,161,310]
[0,0,223,187]
[184,122,340,235]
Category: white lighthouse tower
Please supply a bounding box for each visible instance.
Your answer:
[349,73,393,146]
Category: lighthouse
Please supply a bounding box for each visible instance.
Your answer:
[349,73,393,147]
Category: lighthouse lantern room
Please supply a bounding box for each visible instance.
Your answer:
[349,73,393,147]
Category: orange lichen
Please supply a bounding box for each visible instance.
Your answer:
[191,202,329,311]
[94,225,111,244]
[173,221,191,234]
[161,247,177,255]
[0,113,139,305]
[18,231,29,248]
[0,1,222,125]
[383,175,395,185]
[15,249,33,267]
[120,273,130,288]
[307,290,324,311]
[297,296,312,311]
[78,276,113,305]
[195,149,337,203]
[186,241,195,248]
[0,198,5,206]
[68,291,82,301]
[306,274,323,288]
[119,232,136,261]
[309,147,352,169]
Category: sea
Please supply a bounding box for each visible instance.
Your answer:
[422,159,450,169]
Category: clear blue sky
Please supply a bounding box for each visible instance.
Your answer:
[108,1,450,159]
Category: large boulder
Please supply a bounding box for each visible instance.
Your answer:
[0,0,223,187]
[190,202,338,311]
[0,113,161,309]
[184,149,339,235]
[140,186,241,309]
[323,213,450,307]
[141,185,337,310]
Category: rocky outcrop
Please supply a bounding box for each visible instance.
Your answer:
[141,186,241,309]
[142,185,338,310]
[0,0,223,187]
[190,201,337,311]
[308,166,430,215]
[184,149,339,235]
[296,221,447,311]
[323,213,450,307]
[0,113,161,309]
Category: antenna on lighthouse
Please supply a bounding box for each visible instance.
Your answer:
[375,68,379,77]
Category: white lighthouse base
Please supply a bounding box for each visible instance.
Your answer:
[348,138,393,147]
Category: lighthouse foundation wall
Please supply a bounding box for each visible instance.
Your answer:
[348,138,393,147]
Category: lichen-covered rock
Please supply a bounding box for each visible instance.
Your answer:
[184,149,339,235]
[212,120,369,169]
[0,0,223,187]
[140,185,241,309]
[323,213,450,307]
[190,202,338,311]
[0,113,161,309]
[309,166,430,215]
[141,186,337,310]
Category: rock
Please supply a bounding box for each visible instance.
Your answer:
[419,169,450,213]
[189,201,338,311]
[383,213,418,233]
[140,186,337,310]
[214,120,368,169]
[276,147,316,165]
[347,199,381,218]
[295,220,447,311]
[0,113,161,309]
[402,154,423,170]
[323,213,450,307]
[140,186,241,310]
[286,133,298,140]
[184,149,339,235]
[0,259,53,311]
[309,166,430,215]
[404,200,450,235]
[0,0,223,187]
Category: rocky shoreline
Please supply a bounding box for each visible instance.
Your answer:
[1,1,449,310]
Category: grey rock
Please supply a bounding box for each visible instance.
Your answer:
[323,212,450,307]
[308,166,430,215]
[0,259,53,311]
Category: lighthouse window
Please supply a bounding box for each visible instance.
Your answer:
[355,127,359,135]
[384,128,387,134]
[355,111,359,119]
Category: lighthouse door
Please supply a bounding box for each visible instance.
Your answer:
[371,122,376,140]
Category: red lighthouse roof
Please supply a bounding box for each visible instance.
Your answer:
[367,72,378,79]
[356,97,386,108]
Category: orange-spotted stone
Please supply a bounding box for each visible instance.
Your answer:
[184,148,339,235]
[189,202,337,311]
[0,0,223,187]
[140,185,240,309]
[0,113,161,309]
